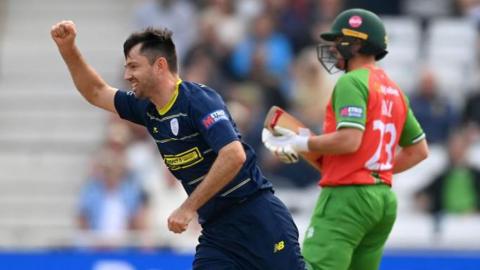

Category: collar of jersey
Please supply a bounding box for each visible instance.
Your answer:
[157,79,182,115]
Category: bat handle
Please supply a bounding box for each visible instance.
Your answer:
[269,110,284,129]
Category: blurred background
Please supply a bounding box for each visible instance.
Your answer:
[1,0,480,269]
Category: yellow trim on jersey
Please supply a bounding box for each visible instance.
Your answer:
[157,79,182,115]
[342,29,368,40]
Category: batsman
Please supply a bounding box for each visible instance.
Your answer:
[262,8,429,270]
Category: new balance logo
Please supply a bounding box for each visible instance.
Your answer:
[274,241,285,253]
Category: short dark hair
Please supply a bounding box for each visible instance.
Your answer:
[123,27,178,73]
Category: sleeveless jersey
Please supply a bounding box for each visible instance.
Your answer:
[320,65,425,186]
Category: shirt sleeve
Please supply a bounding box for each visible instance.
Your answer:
[114,90,147,126]
[189,88,239,153]
[399,108,426,147]
[332,74,368,130]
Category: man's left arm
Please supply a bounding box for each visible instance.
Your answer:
[264,75,365,156]
[307,128,363,154]
[167,141,246,233]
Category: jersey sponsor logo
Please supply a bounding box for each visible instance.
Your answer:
[153,127,159,133]
[202,110,228,129]
[380,85,399,96]
[170,118,179,136]
[163,147,204,171]
[340,106,363,118]
[349,15,362,28]
[273,241,285,253]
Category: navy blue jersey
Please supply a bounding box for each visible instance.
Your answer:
[114,80,272,223]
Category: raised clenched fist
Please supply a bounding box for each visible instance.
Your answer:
[50,20,77,48]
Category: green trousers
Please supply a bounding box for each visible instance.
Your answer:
[302,184,397,270]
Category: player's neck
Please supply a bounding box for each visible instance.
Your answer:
[346,55,376,72]
[150,72,180,110]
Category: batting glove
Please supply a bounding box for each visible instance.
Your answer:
[262,127,310,164]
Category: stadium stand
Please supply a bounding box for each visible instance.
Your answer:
[0,0,480,257]
[0,0,134,247]
[425,18,479,108]
[379,16,423,94]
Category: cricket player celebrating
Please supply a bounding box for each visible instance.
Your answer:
[262,8,429,270]
[51,21,305,269]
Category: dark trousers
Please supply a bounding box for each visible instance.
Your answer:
[193,190,306,270]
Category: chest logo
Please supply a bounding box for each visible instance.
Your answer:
[163,147,204,171]
[170,118,179,136]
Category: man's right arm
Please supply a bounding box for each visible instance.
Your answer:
[51,20,117,113]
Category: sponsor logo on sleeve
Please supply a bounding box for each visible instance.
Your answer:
[202,110,229,129]
[340,106,364,118]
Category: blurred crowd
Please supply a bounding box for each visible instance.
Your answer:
[75,0,480,249]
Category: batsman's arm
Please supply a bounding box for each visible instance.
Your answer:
[394,106,429,174]
[307,128,364,155]
[393,139,428,174]
[51,20,117,113]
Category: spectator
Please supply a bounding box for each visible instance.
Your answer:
[76,146,148,248]
[410,68,459,144]
[415,131,480,215]
[230,12,294,97]
[344,0,401,15]
[200,0,247,50]
[133,0,197,58]
[263,0,312,54]
[462,87,480,135]
[311,0,344,21]
[291,47,335,131]
[183,45,229,96]
[182,12,235,95]
[227,83,265,151]
[454,0,480,29]
[308,0,345,46]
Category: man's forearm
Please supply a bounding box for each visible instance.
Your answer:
[181,141,246,212]
[393,151,423,174]
[59,45,110,104]
[308,128,363,154]
[393,139,429,174]
[52,21,116,113]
